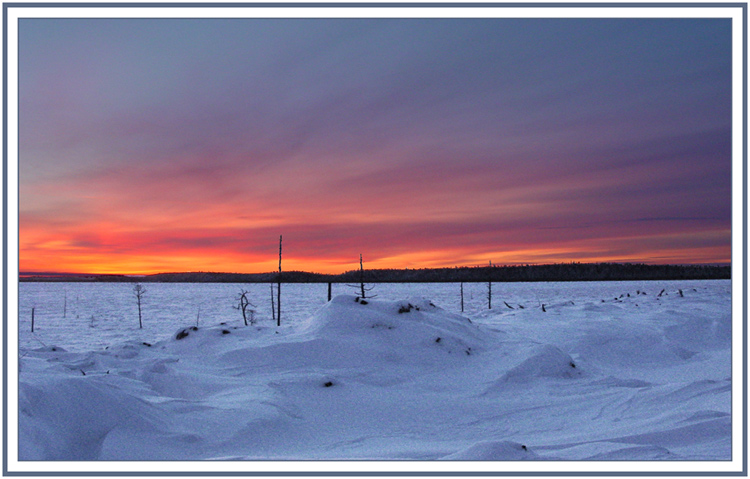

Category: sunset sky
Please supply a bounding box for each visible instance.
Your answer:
[18,16,733,274]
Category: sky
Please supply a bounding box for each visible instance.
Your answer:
[18,16,733,275]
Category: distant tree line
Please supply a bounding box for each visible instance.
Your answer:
[20,262,730,283]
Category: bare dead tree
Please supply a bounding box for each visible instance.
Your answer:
[349,254,376,299]
[133,283,146,329]
[235,290,256,326]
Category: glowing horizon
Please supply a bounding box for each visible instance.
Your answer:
[19,239,731,277]
[18,17,733,276]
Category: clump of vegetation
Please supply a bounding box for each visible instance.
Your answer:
[175,326,198,340]
[398,303,420,314]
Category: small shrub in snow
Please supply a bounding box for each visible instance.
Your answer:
[175,326,198,340]
[398,303,420,314]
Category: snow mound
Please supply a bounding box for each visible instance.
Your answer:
[19,376,163,460]
[441,441,539,460]
[574,324,694,368]
[306,295,473,332]
[486,344,582,391]
[299,295,484,360]
[664,311,731,351]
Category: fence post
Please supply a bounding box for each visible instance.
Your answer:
[460,282,464,312]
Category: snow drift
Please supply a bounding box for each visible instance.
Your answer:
[17,282,732,462]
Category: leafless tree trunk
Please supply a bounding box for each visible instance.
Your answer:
[352,254,376,299]
[133,283,146,329]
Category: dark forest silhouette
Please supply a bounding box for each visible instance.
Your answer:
[20,262,730,283]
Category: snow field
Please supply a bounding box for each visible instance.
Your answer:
[17,280,732,462]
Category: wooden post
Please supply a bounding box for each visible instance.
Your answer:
[460,282,464,313]
[277,235,282,326]
[328,282,332,302]
[488,260,492,310]
[270,284,276,324]
[31,307,35,333]
[359,254,365,299]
